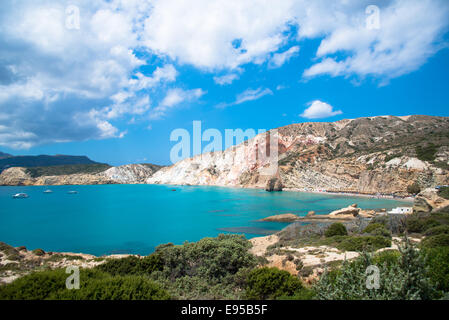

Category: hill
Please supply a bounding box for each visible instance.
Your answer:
[148,115,449,196]
[0,154,102,172]
[0,151,12,160]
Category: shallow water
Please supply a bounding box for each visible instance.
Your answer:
[0,184,410,256]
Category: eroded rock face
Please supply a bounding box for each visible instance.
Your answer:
[101,164,161,184]
[147,115,449,195]
[413,188,449,213]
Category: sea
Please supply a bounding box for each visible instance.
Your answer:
[0,184,410,256]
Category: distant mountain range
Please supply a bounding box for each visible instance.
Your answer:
[0,154,102,172]
[0,151,12,159]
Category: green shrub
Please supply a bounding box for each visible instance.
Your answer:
[424,225,449,237]
[325,223,348,237]
[438,187,449,200]
[97,254,162,276]
[315,240,435,300]
[416,144,438,162]
[406,217,441,233]
[336,236,391,252]
[0,268,170,300]
[372,250,401,267]
[32,249,45,256]
[150,234,259,299]
[363,223,391,238]
[53,274,170,300]
[421,234,449,249]
[0,269,68,300]
[245,267,304,300]
[423,247,449,293]
[407,183,421,195]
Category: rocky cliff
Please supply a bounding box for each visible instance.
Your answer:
[148,115,449,195]
[0,164,162,186]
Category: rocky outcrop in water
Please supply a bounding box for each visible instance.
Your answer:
[148,115,449,195]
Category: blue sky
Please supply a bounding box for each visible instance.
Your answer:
[1,0,449,166]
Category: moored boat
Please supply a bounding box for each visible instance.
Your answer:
[12,193,29,199]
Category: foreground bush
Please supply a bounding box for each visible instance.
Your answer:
[0,268,169,300]
[97,254,163,276]
[325,223,348,237]
[421,234,449,249]
[245,267,304,300]
[423,247,449,294]
[315,240,435,300]
[150,234,259,299]
[53,274,170,300]
[336,236,391,252]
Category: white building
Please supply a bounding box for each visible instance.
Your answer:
[388,207,413,214]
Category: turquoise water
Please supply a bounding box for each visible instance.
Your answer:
[0,184,410,256]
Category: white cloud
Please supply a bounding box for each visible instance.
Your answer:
[235,88,273,105]
[213,74,239,86]
[269,46,300,68]
[300,100,342,119]
[301,0,449,80]
[217,87,273,109]
[143,0,296,70]
[150,88,206,119]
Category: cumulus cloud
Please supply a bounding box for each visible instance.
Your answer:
[300,100,342,119]
[269,46,300,68]
[143,0,296,70]
[301,0,449,80]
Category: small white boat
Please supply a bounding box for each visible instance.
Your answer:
[13,193,29,199]
[43,189,53,194]
[67,191,78,194]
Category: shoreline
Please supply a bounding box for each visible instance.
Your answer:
[1,182,416,202]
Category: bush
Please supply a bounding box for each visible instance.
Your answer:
[151,234,259,299]
[0,268,170,300]
[416,144,438,162]
[314,240,435,300]
[406,217,441,233]
[336,236,391,252]
[423,247,449,293]
[325,223,348,237]
[424,225,449,237]
[421,234,449,249]
[372,250,401,267]
[363,223,391,238]
[97,254,162,276]
[245,267,304,300]
[438,187,449,200]
[32,248,45,256]
[0,269,68,300]
[407,183,421,195]
[53,274,170,300]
